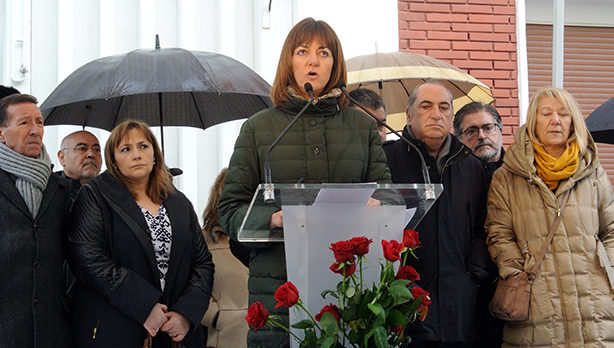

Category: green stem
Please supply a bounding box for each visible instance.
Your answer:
[295,300,323,335]
[267,318,302,342]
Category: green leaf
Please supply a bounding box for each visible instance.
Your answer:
[321,336,337,348]
[345,286,356,298]
[388,284,413,305]
[387,308,411,326]
[321,312,339,336]
[368,303,386,326]
[320,289,339,300]
[373,325,389,348]
[390,279,411,288]
[303,329,318,344]
[291,319,314,329]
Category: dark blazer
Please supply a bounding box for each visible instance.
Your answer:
[0,168,72,348]
[67,171,214,348]
[383,127,489,343]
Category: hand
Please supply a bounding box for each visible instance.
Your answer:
[160,311,190,342]
[366,197,381,206]
[143,303,168,337]
[270,210,283,229]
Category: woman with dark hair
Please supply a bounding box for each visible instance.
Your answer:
[218,17,391,347]
[67,119,214,348]
[486,87,614,347]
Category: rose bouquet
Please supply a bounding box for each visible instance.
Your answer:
[245,229,430,348]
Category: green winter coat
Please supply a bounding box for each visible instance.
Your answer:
[218,95,392,348]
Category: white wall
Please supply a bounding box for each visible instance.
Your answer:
[0,0,398,219]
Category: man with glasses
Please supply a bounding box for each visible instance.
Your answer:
[453,102,505,184]
[57,130,102,203]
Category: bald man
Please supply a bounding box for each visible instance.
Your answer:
[57,130,102,203]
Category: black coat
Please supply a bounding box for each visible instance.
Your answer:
[383,127,489,343]
[0,169,72,348]
[67,171,214,348]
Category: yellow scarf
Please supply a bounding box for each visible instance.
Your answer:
[533,141,580,190]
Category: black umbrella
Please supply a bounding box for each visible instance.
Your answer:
[41,37,272,152]
[586,97,614,144]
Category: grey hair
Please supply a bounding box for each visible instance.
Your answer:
[453,101,502,138]
[406,80,453,117]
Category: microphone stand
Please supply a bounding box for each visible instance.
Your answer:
[263,83,315,203]
[339,82,436,200]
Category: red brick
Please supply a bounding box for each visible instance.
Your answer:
[494,24,516,33]
[452,23,493,32]
[502,125,513,134]
[452,41,492,51]
[469,14,510,24]
[399,11,425,22]
[493,89,510,98]
[426,0,466,3]
[511,89,518,98]
[426,13,468,23]
[428,31,468,41]
[469,0,509,5]
[453,60,493,69]
[494,79,518,88]
[494,43,517,51]
[410,22,452,31]
[493,6,516,15]
[429,50,469,60]
[470,32,511,42]
[398,1,409,11]
[494,61,518,70]
[399,40,409,50]
[399,20,408,30]
[470,51,510,61]
[509,0,516,6]
[510,34,517,43]
[510,16,516,24]
[400,30,427,40]
[470,70,510,79]
[451,4,493,14]
[494,98,518,107]
[410,40,451,50]
[409,3,451,12]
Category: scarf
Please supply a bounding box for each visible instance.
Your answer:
[405,125,451,176]
[287,86,342,105]
[533,141,580,190]
[0,141,52,217]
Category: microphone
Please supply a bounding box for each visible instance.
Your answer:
[263,83,315,203]
[338,80,435,199]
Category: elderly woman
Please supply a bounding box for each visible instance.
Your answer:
[218,17,391,347]
[486,87,614,347]
[67,120,214,348]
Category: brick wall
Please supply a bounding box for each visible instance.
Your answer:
[398,0,519,146]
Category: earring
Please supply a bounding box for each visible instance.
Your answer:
[153,158,156,165]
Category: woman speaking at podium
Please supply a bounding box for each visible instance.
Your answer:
[218,17,392,348]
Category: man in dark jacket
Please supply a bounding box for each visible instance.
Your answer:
[0,94,72,347]
[383,82,489,348]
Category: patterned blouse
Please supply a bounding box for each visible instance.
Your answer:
[139,203,172,291]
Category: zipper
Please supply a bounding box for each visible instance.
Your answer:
[92,301,105,339]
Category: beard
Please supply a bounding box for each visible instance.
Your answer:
[473,139,500,162]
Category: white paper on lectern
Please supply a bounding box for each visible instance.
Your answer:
[313,187,375,205]
[405,207,416,226]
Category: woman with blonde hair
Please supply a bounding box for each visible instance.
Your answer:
[218,17,391,347]
[486,87,614,347]
[67,119,214,347]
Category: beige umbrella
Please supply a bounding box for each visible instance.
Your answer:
[347,51,495,132]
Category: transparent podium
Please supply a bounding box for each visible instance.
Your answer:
[238,183,443,346]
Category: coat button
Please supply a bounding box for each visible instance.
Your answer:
[310,120,316,126]
[34,261,41,269]
[314,148,320,155]
[33,299,40,307]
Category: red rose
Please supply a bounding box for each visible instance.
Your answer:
[411,287,432,312]
[330,240,355,263]
[390,325,403,333]
[396,265,420,284]
[381,240,404,262]
[350,236,373,256]
[330,258,356,277]
[403,229,421,249]
[274,282,300,308]
[315,303,341,322]
[245,302,269,332]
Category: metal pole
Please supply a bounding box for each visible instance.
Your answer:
[552,0,565,89]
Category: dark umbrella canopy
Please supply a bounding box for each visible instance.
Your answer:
[586,97,614,144]
[40,46,272,133]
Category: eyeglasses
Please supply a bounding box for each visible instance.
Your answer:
[63,144,102,155]
[461,123,499,139]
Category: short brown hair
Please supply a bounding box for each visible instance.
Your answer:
[104,120,174,203]
[525,87,588,154]
[0,94,38,127]
[270,18,348,107]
